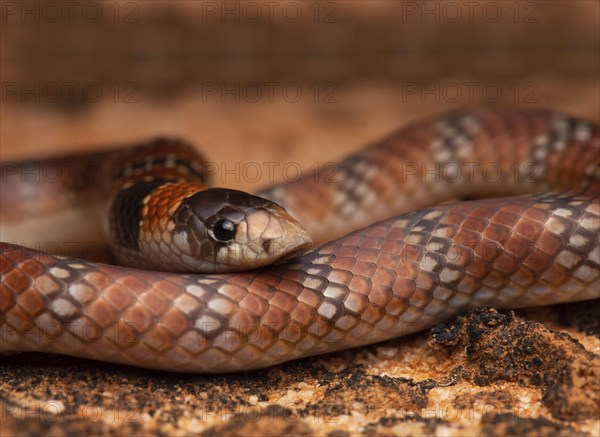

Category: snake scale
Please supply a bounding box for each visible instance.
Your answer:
[1,109,599,372]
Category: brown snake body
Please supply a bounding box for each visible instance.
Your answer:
[1,109,599,372]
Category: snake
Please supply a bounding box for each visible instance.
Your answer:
[1,109,598,372]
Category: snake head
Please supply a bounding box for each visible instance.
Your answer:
[168,188,314,272]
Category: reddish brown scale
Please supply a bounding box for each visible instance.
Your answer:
[116,138,207,184]
[140,183,206,243]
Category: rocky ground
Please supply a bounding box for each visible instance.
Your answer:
[0,302,598,436]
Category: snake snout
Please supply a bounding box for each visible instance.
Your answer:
[236,205,314,266]
[246,204,314,262]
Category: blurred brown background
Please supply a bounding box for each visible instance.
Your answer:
[1,0,599,194]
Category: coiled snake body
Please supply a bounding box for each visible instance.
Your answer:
[1,109,599,372]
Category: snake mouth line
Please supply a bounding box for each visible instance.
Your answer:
[273,239,317,264]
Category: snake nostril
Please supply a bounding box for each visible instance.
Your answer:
[261,239,272,253]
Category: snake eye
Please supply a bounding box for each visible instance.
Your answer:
[213,219,236,242]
